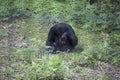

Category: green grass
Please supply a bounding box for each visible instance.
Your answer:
[0,19,120,80]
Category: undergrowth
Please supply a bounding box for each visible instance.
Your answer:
[0,0,120,80]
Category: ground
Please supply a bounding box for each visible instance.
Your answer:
[0,19,120,80]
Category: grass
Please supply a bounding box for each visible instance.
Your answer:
[0,19,120,80]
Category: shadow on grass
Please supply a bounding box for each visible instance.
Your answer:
[74,46,84,53]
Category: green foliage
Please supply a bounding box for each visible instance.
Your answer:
[0,0,32,22]
[16,45,39,63]
[0,30,8,38]
[69,53,88,67]
[31,0,73,23]
[0,0,120,79]
[71,1,120,67]
[83,45,108,67]
[25,56,67,80]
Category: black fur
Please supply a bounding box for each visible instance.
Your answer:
[46,23,78,52]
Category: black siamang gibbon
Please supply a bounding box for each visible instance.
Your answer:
[46,23,78,53]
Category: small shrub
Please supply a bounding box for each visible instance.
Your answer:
[25,56,67,80]
[16,45,39,63]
